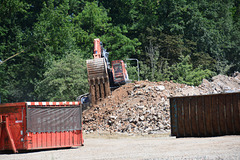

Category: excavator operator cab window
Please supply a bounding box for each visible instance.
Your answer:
[113,63,122,73]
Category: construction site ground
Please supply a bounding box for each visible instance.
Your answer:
[1,134,240,160]
[1,74,240,159]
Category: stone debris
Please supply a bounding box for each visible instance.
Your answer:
[83,73,240,135]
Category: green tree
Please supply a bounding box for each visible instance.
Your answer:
[1,0,239,103]
[32,0,77,62]
[126,65,138,81]
[170,55,213,85]
[181,0,236,74]
[73,1,141,60]
[0,0,32,102]
[36,51,88,101]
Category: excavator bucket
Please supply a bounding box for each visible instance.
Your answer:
[86,58,111,104]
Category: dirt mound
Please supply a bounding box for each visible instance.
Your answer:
[83,73,240,135]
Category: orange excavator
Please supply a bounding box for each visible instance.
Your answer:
[86,38,130,104]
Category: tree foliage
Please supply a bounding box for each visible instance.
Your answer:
[36,51,88,101]
[169,55,214,86]
[0,0,239,103]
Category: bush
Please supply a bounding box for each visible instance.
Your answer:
[35,51,88,101]
[170,55,214,85]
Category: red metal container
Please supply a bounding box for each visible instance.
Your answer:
[0,101,84,153]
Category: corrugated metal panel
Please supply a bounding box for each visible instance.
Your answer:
[27,130,82,150]
[170,92,240,137]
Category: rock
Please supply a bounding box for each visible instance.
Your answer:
[144,127,151,133]
[153,116,158,121]
[136,91,144,95]
[136,105,145,109]
[139,116,145,121]
[134,85,141,89]
[155,85,165,91]
[109,116,117,119]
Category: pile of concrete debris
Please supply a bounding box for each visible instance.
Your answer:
[82,73,240,135]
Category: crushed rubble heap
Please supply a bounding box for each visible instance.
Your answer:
[83,73,240,135]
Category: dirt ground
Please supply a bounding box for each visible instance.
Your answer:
[1,133,240,160]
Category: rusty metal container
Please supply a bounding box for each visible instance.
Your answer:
[0,102,83,153]
[170,92,240,137]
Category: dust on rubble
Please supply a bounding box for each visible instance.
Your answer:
[83,73,240,136]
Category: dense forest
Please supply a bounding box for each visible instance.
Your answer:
[0,0,239,103]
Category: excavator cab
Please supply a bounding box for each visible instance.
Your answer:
[111,60,129,85]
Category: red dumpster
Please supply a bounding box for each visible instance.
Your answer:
[0,101,84,153]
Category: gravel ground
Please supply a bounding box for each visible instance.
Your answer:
[1,134,240,160]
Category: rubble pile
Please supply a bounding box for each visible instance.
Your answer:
[199,73,240,94]
[83,73,240,135]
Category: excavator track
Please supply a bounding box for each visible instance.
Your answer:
[86,58,111,104]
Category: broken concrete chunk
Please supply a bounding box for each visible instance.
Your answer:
[155,85,165,91]
[139,116,145,121]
